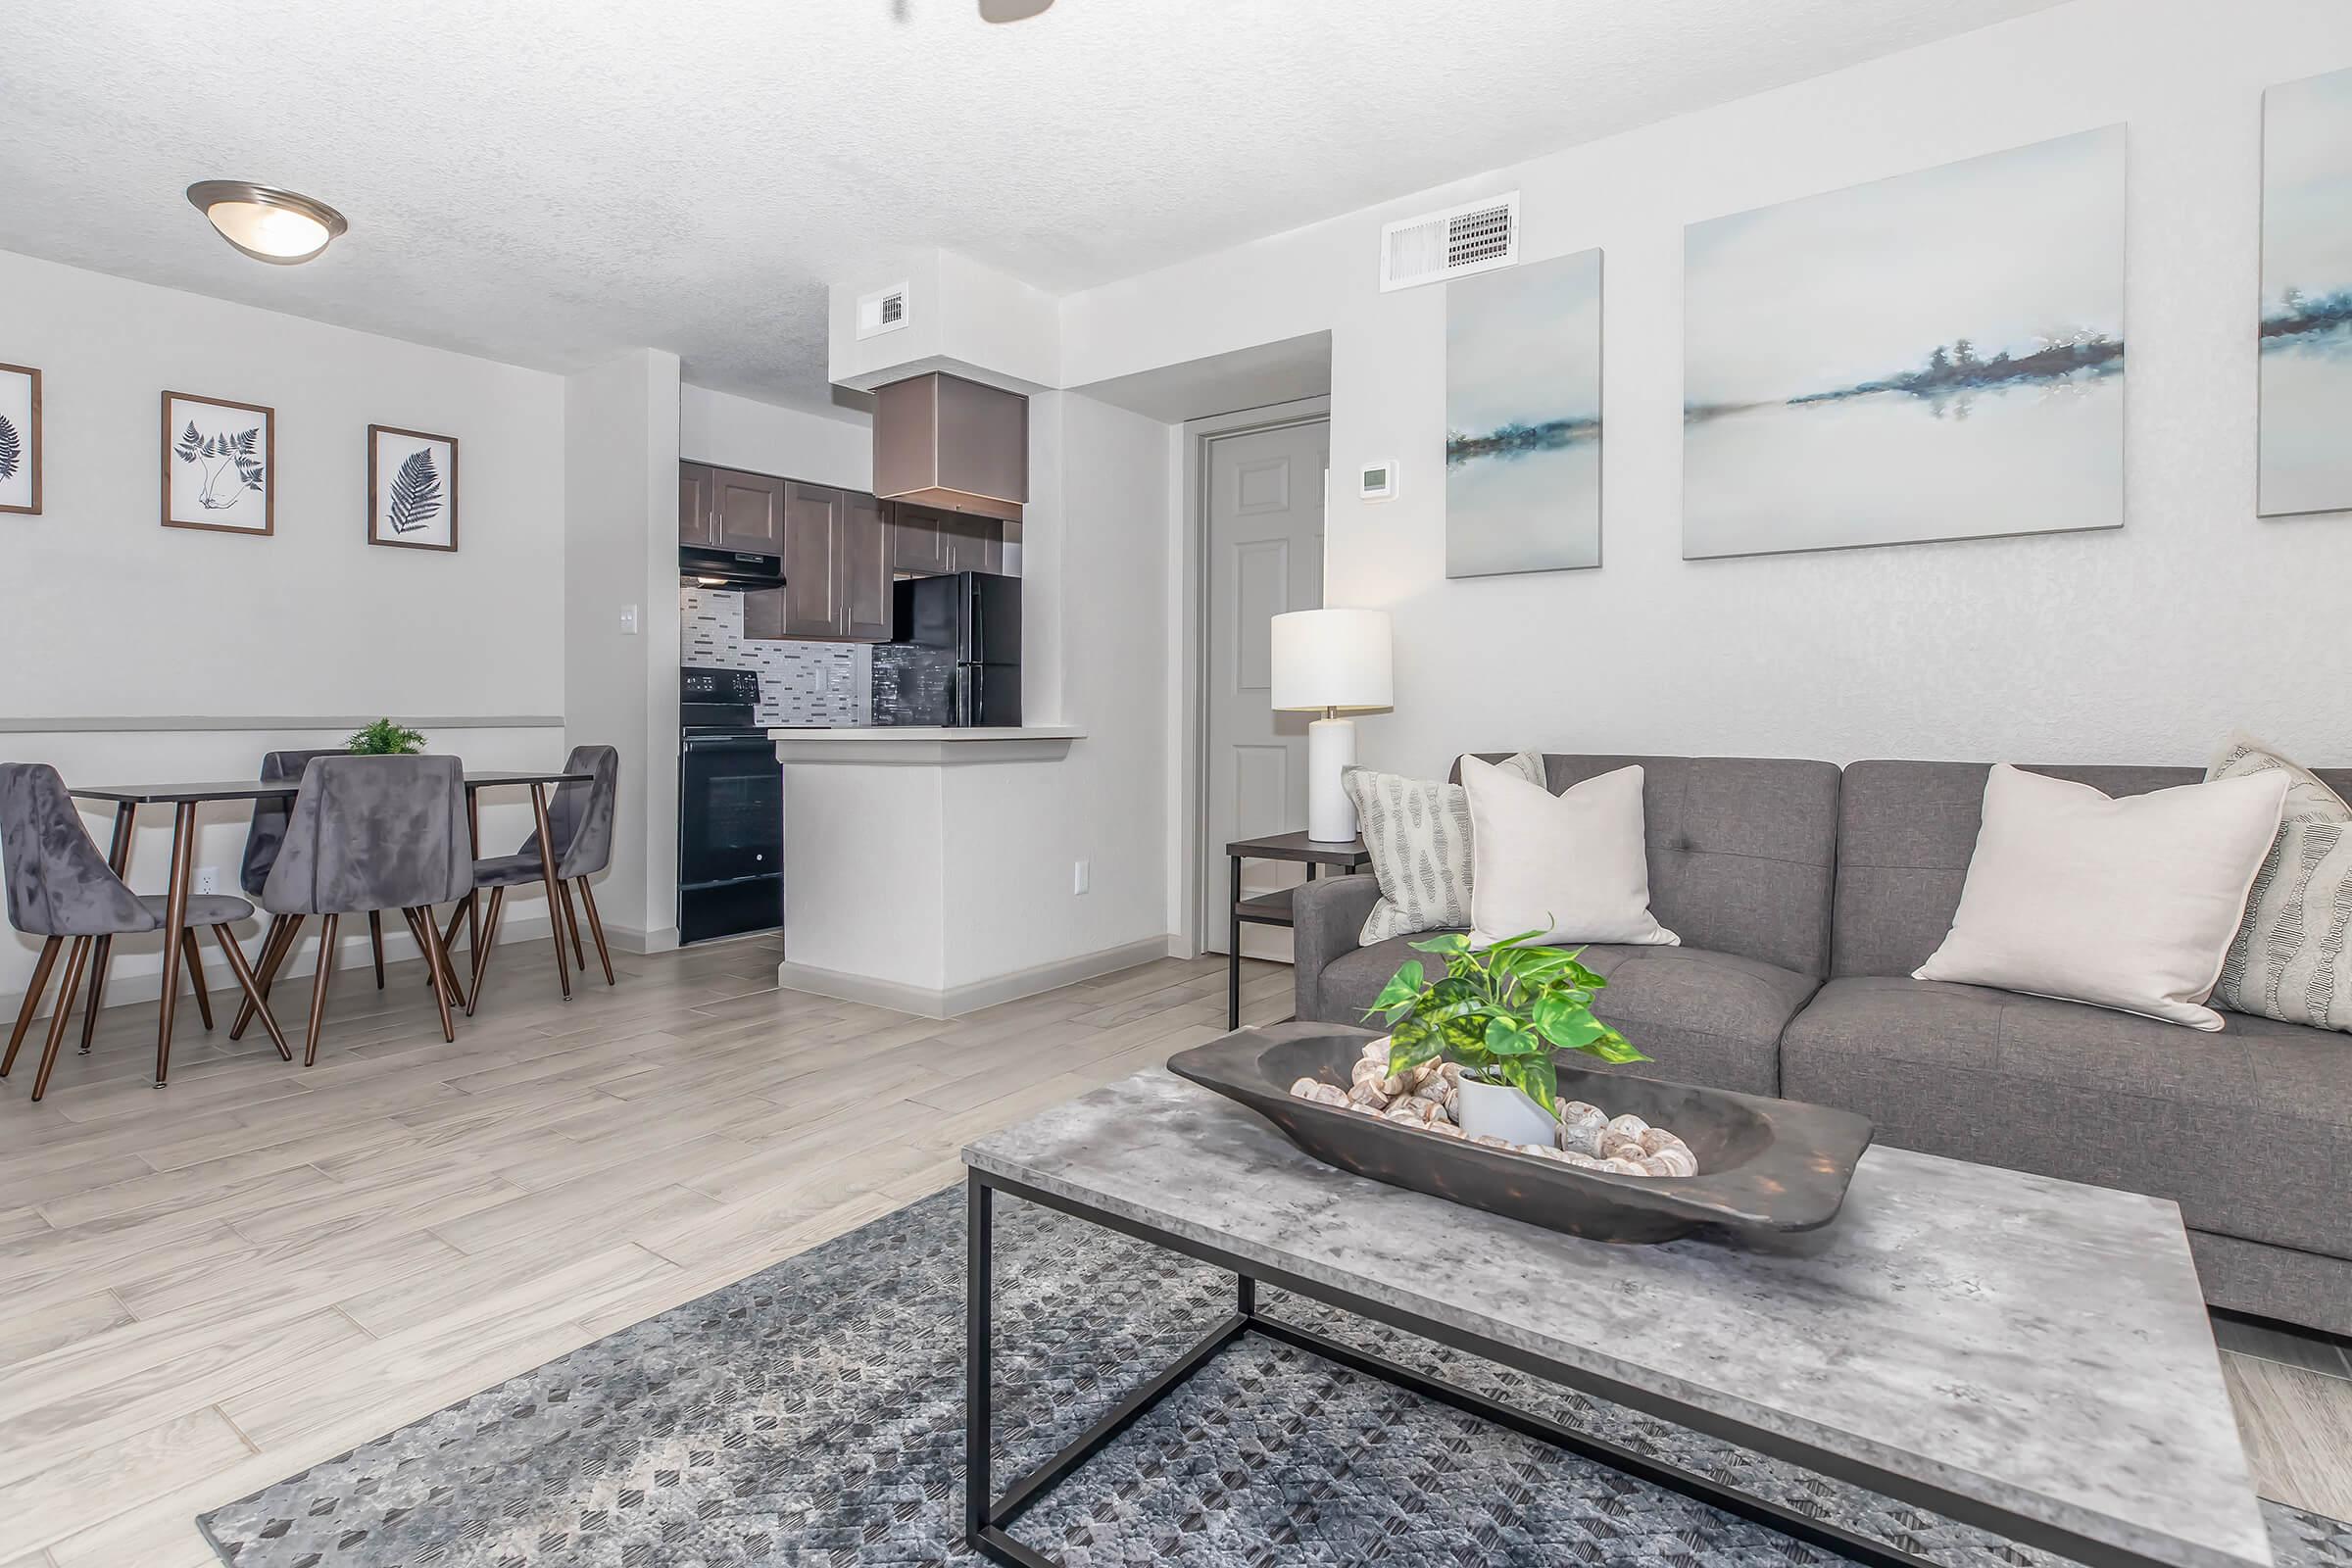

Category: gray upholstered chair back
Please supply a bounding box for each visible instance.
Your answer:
[1833,760,2352,977]
[1456,754,1842,978]
[0,763,160,938]
[240,747,346,898]
[525,745,618,879]
[261,755,473,916]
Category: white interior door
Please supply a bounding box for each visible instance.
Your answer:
[1203,418,1328,958]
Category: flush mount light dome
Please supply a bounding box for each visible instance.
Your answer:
[185,180,348,265]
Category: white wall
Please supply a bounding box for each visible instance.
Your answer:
[0,249,570,1007]
[939,392,1173,986]
[1063,0,2352,780]
[678,383,872,490]
[563,350,681,945]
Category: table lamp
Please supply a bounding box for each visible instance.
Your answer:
[1271,608,1394,842]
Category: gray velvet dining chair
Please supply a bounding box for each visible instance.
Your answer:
[255,755,474,1063]
[225,748,406,1046]
[460,745,620,1013]
[244,749,391,988]
[1,763,289,1101]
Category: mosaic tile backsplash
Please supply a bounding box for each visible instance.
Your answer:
[680,587,871,727]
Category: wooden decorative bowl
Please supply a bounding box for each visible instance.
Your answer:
[1167,1026,1874,1245]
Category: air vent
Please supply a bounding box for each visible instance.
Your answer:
[856,281,910,339]
[1379,191,1520,292]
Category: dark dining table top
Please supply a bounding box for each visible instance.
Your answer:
[68,768,591,805]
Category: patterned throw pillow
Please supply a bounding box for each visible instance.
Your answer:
[1344,752,1546,944]
[2207,732,2352,1034]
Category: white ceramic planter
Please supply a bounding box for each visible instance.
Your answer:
[1453,1074,1558,1148]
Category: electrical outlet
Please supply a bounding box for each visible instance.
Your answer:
[1072,859,1090,896]
[193,865,220,897]
[618,604,640,635]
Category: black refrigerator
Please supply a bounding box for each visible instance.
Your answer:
[874,571,1022,727]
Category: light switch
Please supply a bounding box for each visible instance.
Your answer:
[619,604,640,635]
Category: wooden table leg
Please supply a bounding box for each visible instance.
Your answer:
[465,788,483,980]
[528,783,571,1002]
[152,802,198,1086]
[80,802,136,1054]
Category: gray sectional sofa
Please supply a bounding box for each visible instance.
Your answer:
[1292,753,2352,1337]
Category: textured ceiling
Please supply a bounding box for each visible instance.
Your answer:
[4,0,2063,415]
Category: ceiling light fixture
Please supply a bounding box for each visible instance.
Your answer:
[185,180,349,265]
[978,0,1054,22]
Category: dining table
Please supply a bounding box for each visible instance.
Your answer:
[66,766,592,1085]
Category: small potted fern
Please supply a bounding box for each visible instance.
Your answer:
[347,718,427,756]
[1364,929,1647,1146]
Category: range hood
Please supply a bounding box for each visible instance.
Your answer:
[871,371,1028,523]
[681,544,784,589]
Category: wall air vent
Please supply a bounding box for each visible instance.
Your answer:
[1378,191,1520,292]
[856,281,910,339]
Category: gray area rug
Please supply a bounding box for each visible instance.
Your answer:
[202,1184,2352,1568]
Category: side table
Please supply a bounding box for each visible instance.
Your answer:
[1225,830,1372,1029]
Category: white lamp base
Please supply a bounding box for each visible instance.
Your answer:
[1306,716,1359,842]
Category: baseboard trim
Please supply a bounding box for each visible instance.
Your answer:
[775,936,1177,1020]
[605,923,680,956]
[2,910,559,1022]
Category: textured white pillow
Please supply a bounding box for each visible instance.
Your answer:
[1346,752,1545,943]
[1461,758,1678,949]
[1915,763,2290,1030]
[2206,733,2352,1034]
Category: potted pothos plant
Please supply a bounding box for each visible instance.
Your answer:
[1365,929,1646,1146]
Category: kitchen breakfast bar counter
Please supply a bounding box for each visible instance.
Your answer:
[768,727,1099,1020]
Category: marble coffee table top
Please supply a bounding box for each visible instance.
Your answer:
[965,1065,2272,1568]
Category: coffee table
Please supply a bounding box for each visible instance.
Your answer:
[960,1038,2273,1568]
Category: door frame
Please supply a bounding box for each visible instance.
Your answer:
[1175,395,1332,957]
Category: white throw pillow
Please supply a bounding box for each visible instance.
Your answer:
[1346,752,1545,943]
[2205,733,2352,1034]
[1914,763,2290,1030]
[1461,758,1678,949]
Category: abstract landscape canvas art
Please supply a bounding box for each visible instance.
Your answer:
[368,424,459,551]
[1683,126,2126,560]
[1446,247,1602,576]
[2260,66,2352,518]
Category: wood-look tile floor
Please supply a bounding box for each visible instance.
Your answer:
[0,938,2345,1566]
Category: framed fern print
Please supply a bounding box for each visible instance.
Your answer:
[368,425,458,552]
[163,391,273,535]
[1,364,40,515]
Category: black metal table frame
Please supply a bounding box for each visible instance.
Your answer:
[963,1168,2173,1568]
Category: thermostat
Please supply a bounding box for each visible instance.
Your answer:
[1358,461,1398,501]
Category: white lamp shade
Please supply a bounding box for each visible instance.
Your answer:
[1271,608,1393,712]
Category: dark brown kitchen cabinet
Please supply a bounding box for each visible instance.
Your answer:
[679,462,714,546]
[744,481,895,642]
[941,514,1004,574]
[710,467,788,555]
[873,372,1027,523]
[888,502,1004,576]
[887,503,952,573]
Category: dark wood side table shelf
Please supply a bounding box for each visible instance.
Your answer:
[1226,830,1372,1029]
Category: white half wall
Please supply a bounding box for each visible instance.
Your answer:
[1062,0,2352,776]
[937,392,1174,989]
[0,248,570,1005]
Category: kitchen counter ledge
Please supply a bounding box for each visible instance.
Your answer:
[769,725,1083,765]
